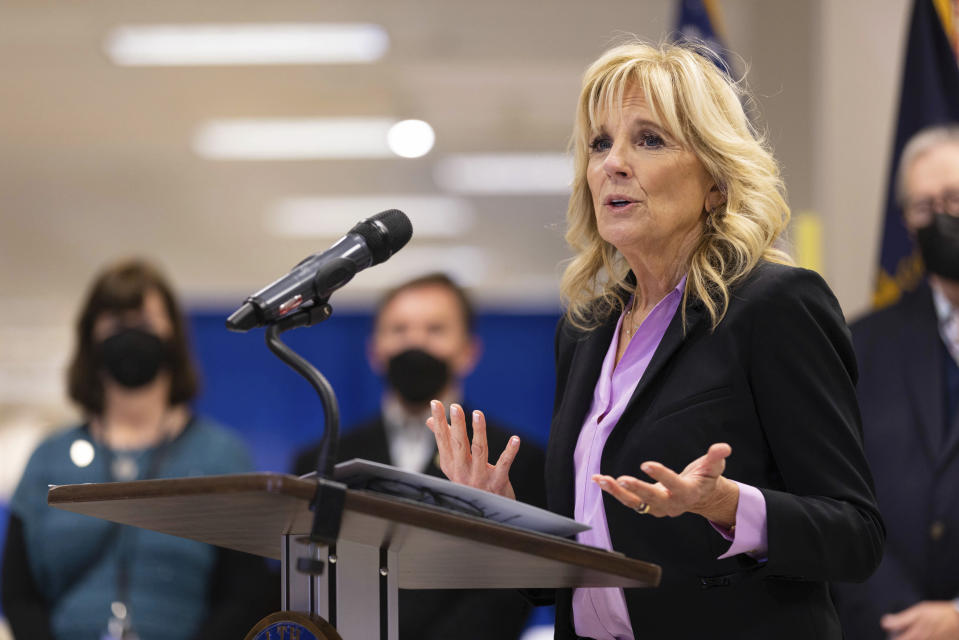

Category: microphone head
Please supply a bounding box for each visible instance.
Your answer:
[225,301,260,332]
[350,209,413,265]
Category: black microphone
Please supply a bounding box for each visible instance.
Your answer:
[226,209,412,332]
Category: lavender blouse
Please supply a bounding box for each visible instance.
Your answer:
[571,279,768,640]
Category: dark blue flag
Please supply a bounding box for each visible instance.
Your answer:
[874,0,959,307]
[675,0,731,70]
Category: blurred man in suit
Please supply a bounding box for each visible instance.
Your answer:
[833,125,959,639]
[293,272,546,640]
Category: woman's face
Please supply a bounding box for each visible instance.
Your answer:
[92,288,174,342]
[586,86,717,264]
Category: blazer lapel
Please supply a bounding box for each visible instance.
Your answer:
[549,314,618,517]
[562,319,618,431]
[620,297,707,418]
[927,303,959,467]
[901,285,945,464]
[945,398,959,466]
[370,417,395,466]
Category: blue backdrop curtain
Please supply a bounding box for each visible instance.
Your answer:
[188,309,561,474]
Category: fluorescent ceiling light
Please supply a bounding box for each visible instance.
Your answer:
[387,120,435,158]
[268,196,474,238]
[194,117,434,160]
[105,23,389,66]
[434,153,573,195]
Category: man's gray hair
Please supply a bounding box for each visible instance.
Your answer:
[897,124,959,205]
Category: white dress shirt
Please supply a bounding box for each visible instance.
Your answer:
[381,392,459,473]
[932,282,959,367]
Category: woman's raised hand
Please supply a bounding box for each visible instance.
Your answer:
[426,399,519,500]
[593,443,739,527]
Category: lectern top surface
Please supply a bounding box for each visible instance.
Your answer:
[48,472,661,590]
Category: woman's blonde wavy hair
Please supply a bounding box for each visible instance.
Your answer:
[561,40,792,331]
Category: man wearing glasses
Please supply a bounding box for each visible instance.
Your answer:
[293,272,546,640]
[833,125,959,640]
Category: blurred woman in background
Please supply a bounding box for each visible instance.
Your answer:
[1,258,269,640]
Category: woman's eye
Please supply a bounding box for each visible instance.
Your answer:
[589,136,612,152]
[640,132,665,148]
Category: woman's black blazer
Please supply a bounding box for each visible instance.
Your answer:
[546,261,884,639]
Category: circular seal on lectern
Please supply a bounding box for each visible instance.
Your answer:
[243,611,343,640]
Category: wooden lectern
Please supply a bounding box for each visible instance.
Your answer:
[48,472,660,639]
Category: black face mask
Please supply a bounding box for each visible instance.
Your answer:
[386,348,451,405]
[917,213,959,281]
[97,327,171,389]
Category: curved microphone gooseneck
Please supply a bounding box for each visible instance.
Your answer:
[265,304,339,480]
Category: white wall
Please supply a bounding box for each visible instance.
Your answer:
[724,0,913,320]
[813,0,913,319]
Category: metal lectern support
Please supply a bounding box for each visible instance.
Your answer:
[266,306,399,638]
[264,304,339,481]
[281,534,399,640]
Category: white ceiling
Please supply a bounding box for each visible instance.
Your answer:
[0,0,717,319]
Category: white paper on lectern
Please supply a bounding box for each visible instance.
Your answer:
[309,458,590,538]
